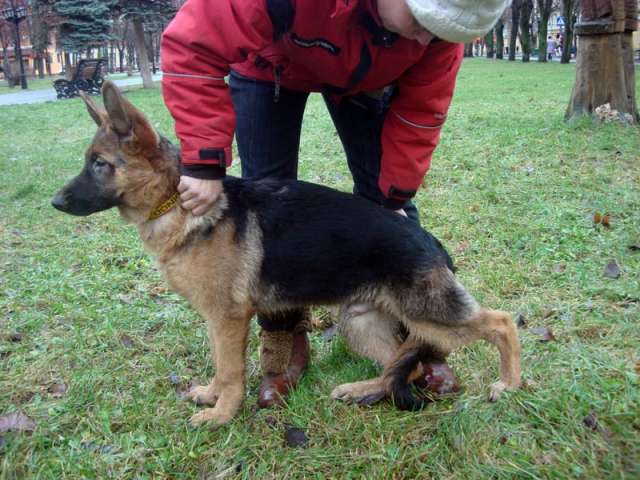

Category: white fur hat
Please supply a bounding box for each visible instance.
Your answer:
[406,0,510,44]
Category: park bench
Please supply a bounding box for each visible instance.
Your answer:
[53,58,107,99]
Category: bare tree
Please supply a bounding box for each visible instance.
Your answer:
[519,0,534,61]
[495,15,506,59]
[560,0,578,63]
[509,0,521,61]
[536,0,554,62]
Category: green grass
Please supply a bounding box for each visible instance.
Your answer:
[1,58,639,478]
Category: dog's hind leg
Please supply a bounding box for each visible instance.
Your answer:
[406,308,522,403]
[189,306,252,427]
[476,309,522,401]
[331,305,405,405]
[338,304,404,367]
[398,268,521,402]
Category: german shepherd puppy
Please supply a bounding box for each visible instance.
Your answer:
[52,82,521,426]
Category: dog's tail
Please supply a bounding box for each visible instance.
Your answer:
[384,343,440,411]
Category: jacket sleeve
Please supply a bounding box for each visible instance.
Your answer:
[160,0,274,178]
[378,41,464,209]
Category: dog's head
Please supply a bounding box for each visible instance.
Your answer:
[52,81,177,219]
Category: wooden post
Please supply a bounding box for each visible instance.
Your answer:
[565,0,639,123]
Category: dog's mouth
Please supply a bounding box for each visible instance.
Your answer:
[51,189,121,216]
[51,191,93,216]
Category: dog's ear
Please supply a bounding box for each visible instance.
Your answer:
[79,91,107,126]
[102,81,159,154]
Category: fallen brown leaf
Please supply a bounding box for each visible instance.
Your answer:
[149,285,167,298]
[0,411,36,433]
[576,326,606,340]
[552,263,566,274]
[535,453,554,465]
[531,327,556,342]
[603,260,621,279]
[455,240,470,254]
[284,426,309,448]
[119,334,135,348]
[583,413,598,430]
[48,383,68,398]
[541,307,557,319]
[8,332,22,342]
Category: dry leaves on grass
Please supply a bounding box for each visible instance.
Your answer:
[7,332,22,342]
[47,382,68,398]
[530,327,556,342]
[284,426,309,448]
[593,212,611,228]
[0,411,36,433]
[603,260,621,279]
[552,263,566,274]
[119,334,136,349]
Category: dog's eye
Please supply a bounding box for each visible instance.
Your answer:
[91,154,108,168]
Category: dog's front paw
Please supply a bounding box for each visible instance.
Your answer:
[488,380,520,402]
[331,381,386,406]
[189,407,234,427]
[185,385,219,406]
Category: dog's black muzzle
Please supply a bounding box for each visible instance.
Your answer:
[52,170,120,216]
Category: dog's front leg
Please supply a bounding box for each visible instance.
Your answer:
[190,307,252,427]
[185,316,222,406]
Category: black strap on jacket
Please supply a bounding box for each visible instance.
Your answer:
[361,13,398,47]
[266,0,295,40]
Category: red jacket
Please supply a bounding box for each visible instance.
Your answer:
[161,0,463,204]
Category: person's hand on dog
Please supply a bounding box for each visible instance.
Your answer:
[178,177,223,216]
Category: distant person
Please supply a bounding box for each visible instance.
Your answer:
[547,35,556,60]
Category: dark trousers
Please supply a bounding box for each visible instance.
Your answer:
[229,71,419,332]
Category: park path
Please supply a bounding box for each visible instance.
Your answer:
[0,73,162,106]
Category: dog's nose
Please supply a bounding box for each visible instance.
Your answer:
[51,192,69,211]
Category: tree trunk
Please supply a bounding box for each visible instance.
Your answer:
[509,0,521,61]
[45,53,52,76]
[519,0,533,62]
[560,0,575,63]
[496,19,505,59]
[131,18,153,88]
[464,42,474,57]
[118,48,125,72]
[537,0,552,62]
[485,30,495,58]
[109,42,115,73]
[126,41,135,76]
[565,0,638,124]
[64,52,71,75]
[35,54,45,78]
[566,32,638,123]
